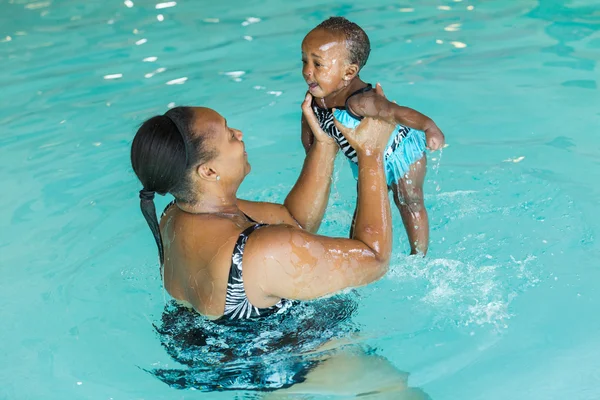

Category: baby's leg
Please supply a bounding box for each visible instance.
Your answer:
[391,155,429,255]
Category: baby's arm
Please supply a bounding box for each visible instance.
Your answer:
[347,85,445,150]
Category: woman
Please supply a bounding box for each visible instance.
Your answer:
[131,89,429,397]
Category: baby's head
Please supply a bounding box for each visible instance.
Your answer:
[302,17,370,98]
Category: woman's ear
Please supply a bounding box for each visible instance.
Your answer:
[196,163,219,182]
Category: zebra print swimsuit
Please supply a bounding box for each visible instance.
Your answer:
[312,83,407,163]
[311,83,424,185]
[222,222,293,320]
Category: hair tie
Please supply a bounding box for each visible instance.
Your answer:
[139,188,156,201]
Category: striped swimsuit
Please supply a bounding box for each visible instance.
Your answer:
[312,84,427,185]
[223,222,293,320]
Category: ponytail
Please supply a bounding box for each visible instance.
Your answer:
[131,106,216,268]
[139,188,164,265]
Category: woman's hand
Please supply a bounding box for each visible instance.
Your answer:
[301,93,337,148]
[333,112,396,156]
[334,84,395,155]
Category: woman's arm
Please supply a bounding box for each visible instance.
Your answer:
[239,93,338,233]
[243,115,396,303]
[282,98,338,232]
[301,112,314,154]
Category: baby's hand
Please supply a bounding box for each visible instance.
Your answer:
[425,125,445,151]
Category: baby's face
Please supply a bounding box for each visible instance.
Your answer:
[301,29,351,98]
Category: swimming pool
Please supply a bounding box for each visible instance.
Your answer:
[1,0,599,398]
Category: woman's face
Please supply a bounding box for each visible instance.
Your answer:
[191,107,250,186]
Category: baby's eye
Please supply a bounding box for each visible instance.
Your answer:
[301,59,307,64]
[315,62,321,68]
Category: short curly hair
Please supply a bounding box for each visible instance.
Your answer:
[315,16,371,70]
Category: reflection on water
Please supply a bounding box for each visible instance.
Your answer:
[528,0,599,82]
[150,294,429,398]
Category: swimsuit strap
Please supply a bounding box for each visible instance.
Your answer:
[223,223,270,319]
[161,200,177,217]
[344,83,373,120]
[309,83,373,114]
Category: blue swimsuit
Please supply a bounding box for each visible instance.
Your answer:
[312,84,427,185]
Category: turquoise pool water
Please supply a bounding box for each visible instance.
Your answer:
[1,0,599,398]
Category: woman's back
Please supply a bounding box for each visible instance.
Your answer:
[160,203,255,318]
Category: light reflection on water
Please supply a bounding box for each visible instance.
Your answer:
[0,0,599,399]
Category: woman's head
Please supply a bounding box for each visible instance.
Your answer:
[301,16,371,98]
[131,106,249,263]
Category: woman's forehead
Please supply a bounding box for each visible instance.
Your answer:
[190,107,224,130]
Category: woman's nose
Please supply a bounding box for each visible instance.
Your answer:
[234,129,243,141]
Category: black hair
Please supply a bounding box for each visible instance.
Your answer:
[315,16,371,69]
[131,106,215,265]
